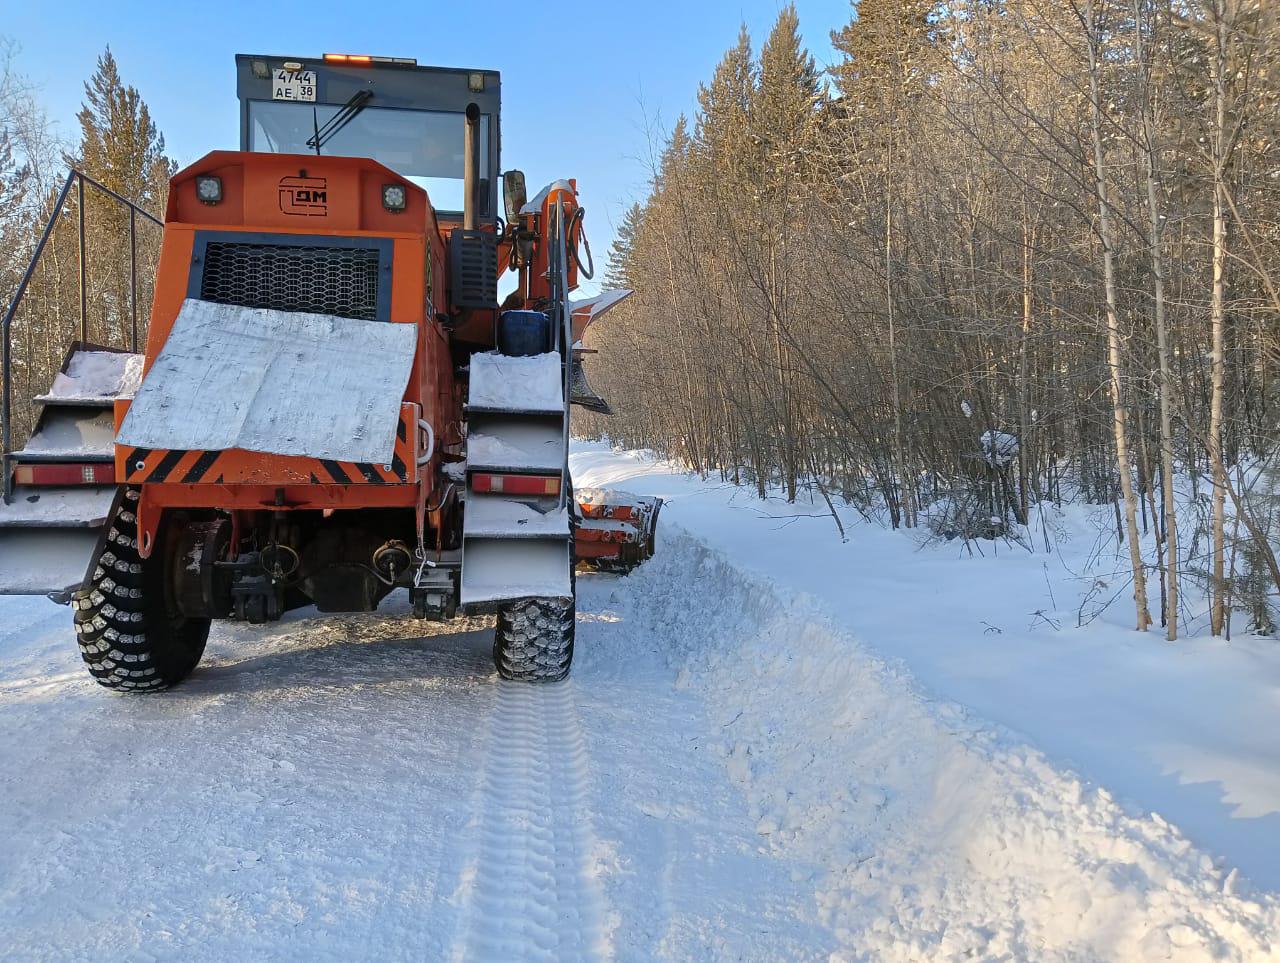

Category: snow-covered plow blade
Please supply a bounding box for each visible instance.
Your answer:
[575,487,662,574]
[0,346,139,598]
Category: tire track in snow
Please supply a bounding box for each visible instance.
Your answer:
[451,679,611,962]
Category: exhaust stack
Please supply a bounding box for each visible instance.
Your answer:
[464,102,480,230]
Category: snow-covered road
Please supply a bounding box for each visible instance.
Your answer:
[2,462,1279,959]
[0,569,821,960]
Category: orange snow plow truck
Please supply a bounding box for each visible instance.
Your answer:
[0,54,659,689]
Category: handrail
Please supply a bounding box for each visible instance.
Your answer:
[553,198,573,512]
[1,168,163,505]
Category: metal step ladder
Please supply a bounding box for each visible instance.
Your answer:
[0,344,140,597]
[459,350,572,607]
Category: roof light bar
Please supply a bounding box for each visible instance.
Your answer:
[323,53,417,66]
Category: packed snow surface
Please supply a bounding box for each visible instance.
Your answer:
[117,299,415,465]
[37,350,142,403]
[468,351,564,412]
[1,442,1278,960]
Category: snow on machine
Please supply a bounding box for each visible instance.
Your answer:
[0,53,659,689]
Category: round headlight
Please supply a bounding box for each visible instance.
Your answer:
[195,175,222,204]
[382,184,407,212]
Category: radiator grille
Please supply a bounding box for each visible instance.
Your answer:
[198,241,381,320]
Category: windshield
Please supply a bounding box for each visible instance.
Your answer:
[248,101,490,213]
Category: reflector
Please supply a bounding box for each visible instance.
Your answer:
[14,463,115,486]
[471,473,561,496]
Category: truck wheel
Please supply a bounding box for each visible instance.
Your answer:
[493,595,575,682]
[71,491,210,692]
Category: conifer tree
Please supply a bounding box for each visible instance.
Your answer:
[72,48,172,208]
[755,3,820,184]
[69,48,173,347]
[605,202,644,290]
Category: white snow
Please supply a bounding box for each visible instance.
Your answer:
[37,350,142,403]
[468,351,564,412]
[117,299,415,465]
[571,442,1280,895]
[0,527,103,595]
[980,429,1019,466]
[18,409,116,458]
[459,538,571,604]
[577,485,646,508]
[569,289,632,342]
[0,486,114,527]
[460,420,560,471]
[518,178,575,216]
[464,495,570,538]
[1,440,1279,960]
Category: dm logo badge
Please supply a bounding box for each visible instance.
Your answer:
[279,176,328,216]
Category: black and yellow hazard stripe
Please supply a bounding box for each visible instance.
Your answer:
[121,447,412,485]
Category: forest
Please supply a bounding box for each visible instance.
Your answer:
[3,3,1279,641]
[580,0,1280,640]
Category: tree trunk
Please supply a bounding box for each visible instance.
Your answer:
[1085,0,1151,631]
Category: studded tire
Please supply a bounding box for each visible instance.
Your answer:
[71,489,210,692]
[493,594,575,682]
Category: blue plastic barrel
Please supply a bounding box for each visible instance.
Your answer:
[497,310,554,356]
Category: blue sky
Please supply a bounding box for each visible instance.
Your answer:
[4,0,851,283]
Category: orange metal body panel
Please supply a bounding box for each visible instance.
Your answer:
[123,150,460,556]
[575,539,625,560]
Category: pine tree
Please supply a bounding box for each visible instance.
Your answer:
[694,25,756,191]
[830,0,941,110]
[754,4,821,190]
[69,48,173,348]
[605,202,644,290]
[72,48,172,208]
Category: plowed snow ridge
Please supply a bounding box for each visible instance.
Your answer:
[606,531,1280,961]
[0,523,1277,959]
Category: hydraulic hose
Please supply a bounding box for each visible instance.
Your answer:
[569,206,594,280]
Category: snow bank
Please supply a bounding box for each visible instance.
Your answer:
[587,528,1280,961]
[570,442,1280,891]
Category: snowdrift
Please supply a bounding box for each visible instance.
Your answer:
[585,528,1280,962]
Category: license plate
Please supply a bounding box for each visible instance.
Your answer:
[272,68,316,102]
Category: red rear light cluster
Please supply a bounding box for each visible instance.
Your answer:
[14,463,115,486]
[470,473,561,496]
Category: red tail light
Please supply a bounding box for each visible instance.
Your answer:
[471,472,561,496]
[13,463,115,486]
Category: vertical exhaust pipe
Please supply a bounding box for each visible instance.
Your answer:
[464,102,480,230]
